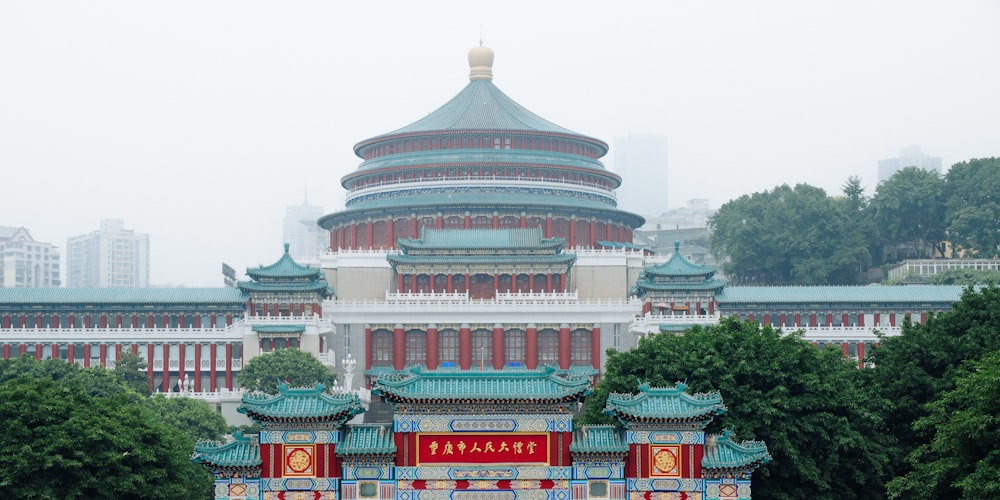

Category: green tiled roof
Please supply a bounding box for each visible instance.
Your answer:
[702,429,771,472]
[236,281,331,293]
[239,383,365,422]
[341,191,625,213]
[337,424,397,456]
[245,244,323,280]
[372,365,594,404]
[570,425,629,454]
[644,242,719,278]
[362,79,601,146]
[250,324,306,333]
[400,228,562,250]
[604,381,726,426]
[0,287,246,305]
[192,431,261,468]
[717,285,965,304]
[353,149,610,173]
[632,280,728,293]
[388,254,576,267]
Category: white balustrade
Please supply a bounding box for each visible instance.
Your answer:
[200,359,211,370]
[231,359,242,370]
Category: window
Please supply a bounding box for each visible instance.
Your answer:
[371,330,393,367]
[358,482,378,498]
[471,328,492,368]
[405,330,427,367]
[438,329,459,367]
[570,329,592,367]
[589,480,609,498]
[505,329,525,367]
[538,329,559,365]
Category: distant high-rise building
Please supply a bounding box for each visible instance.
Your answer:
[282,197,329,261]
[613,134,669,217]
[0,226,61,287]
[878,145,943,183]
[66,219,149,288]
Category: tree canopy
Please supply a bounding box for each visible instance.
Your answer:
[708,183,866,285]
[944,157,1000,257]
[0,358,214,499]
[869,166,948,259]
[236,348,337,394]
[580,317,890,500]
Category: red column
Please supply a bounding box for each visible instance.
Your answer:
[492,213,499,229]
[225,344,233,390]
[558,324,571,370]
[436,215,443,229]
[397,274,404,293]
[493,275,499,293]
[411,274,418,293]
[591,325,601,371]
[2,345,8,360]
[446,274,453,294]
[569,218,576,247]
[83,344,91,368]
[179,344,186,387]
[210,344,218,392]
[330,227,338,251]
[35,344,42,361]
[519,214,526,228]
[809,314,817,327]
[351,224,358,250]
[546,275,553,293]
[842,313,849,326]
[858,313,865,327]
[364,326,373,373]
[67,344,75,363]
[590,220,597,247]
[493,324,505,370]
[841,342,850,357]
[459,324,471,370]
[410,217,418,239]
[464,214,471,229]
[367,221,374,249]
[526,324,538,369]
[387,218,395,250]
[545,216,552,238]
[393,325,405,370]
[426,325,439,370]
[857,342,866,369]
[528,274,535,293]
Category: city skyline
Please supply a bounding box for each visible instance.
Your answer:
[2,1,997,286]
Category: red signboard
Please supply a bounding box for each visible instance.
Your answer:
[416,433,549,465]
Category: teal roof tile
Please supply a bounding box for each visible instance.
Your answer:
[239,383,365,422]
[570,425,629,454]
[0,287,246,305]
[717,285,964,305]
[337,424,397,456]
[365,79,597,143]
[192,431,261,468]
[702,429,771,472]
[604,381,726,426]
[354,149,611,173]
[372,366,594,404]
[245,244,323,280]
[250,324,306,333]
[644,242,719,278]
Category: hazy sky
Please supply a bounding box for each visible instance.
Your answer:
[2,1,998,286]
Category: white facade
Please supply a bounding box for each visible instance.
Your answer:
[878,145,943,183]
[66,219,150,288]
[0,226,61,287]
[283,198,329,262]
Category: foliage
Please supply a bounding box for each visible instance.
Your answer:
[581,317,891,500]
[708,183,866,285]
[886,349,1000,499]
[146,394,229,443]
[864,285,1000,491]
[928,268,1000,286]
[0,361,213,499]
[236,348,336,394]
[944,157,1000,257]
[113,350,152,396]
[869,166,948,259]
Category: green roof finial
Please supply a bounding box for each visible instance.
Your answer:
[674,240,680,252]
[283,243,290,253]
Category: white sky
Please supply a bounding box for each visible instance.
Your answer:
[2,1,998,286]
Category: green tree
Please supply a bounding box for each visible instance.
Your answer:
[944,157,1000,257]
[146,394,229,442]
[929,268,1000,286]
[0,373,213,499]
[886,349,1000,499]
[113,350,152,396]
[709,183,865,284]
[236,348,336,394]
[864,285,1000,490]
[581,318,891,500]
[870,166,947,260]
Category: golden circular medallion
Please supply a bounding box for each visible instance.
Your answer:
[287,448,312,473]
[653,449,677,473]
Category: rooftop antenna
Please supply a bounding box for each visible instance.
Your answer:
[479,24,484,46]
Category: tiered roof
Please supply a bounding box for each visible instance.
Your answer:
[570,425,629,456]
[191,431,261,473]
[238,244,331,296]
[631,242,727,297]
[239,383,365,424]
[372,365,594,405]
[337,424,397,456]
[0,287,245,305]
[702,429,772,476]
[603,381,726,429]
[388,228,575,269]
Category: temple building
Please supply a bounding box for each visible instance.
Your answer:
[193,368,771,499]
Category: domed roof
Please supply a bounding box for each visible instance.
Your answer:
[354,45,606,155]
